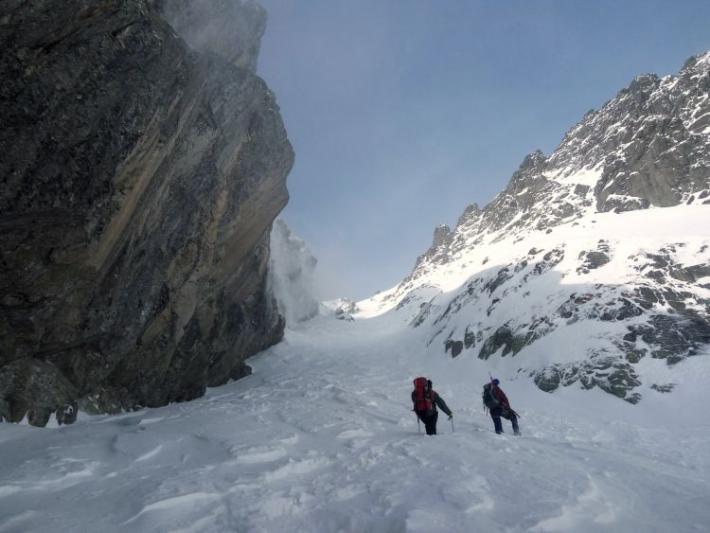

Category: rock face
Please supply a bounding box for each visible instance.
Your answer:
[362,52,710,403]
[0,0,293,425]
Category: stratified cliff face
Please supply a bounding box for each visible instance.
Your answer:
[0,0,294,426]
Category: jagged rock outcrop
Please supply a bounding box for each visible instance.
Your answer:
[362,51,710,403]
[322,299,359,321]
[410,224,452,274]
[406,53,710,283]
[0,0,293,425]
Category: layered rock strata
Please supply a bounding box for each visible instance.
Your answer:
[0,0,293,425]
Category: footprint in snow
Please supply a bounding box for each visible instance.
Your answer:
[440,474,495,513]
[262,456,333,483]
[529,475,617,532]
[120,492,223,528]
[336,428,374,440]
[234,446,288,464]
[337,428,374,449]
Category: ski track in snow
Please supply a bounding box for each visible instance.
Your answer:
[1,315,709,532]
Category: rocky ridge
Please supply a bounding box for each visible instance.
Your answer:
[0,0,293,425]
[360,52,710,402]
[410,52,710,284]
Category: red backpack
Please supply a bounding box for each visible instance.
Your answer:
[413,377,435,413]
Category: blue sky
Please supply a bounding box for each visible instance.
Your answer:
[256,0,710,300]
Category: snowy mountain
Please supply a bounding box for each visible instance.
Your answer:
[2,52,710,533]
[358,52,710,403]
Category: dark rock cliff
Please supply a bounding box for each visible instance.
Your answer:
[0,0,294,426]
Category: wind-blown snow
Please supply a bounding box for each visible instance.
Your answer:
[269,219,319,323]
[1,311,708,532]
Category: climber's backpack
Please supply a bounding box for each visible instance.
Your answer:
[482,383,499,409]
[413,377,434,413]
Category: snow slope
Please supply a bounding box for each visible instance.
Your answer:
[358,204,710,315]
[356,203,710,403]
[1,312,708,532]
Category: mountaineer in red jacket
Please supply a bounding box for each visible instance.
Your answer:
[411,378,453,435]
[482,378,520,435]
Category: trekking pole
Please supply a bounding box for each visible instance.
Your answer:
[450,417,455,433]
[416,413,421,434]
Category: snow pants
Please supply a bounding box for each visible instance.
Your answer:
[491,407,519,435]
[416,410,438,435]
